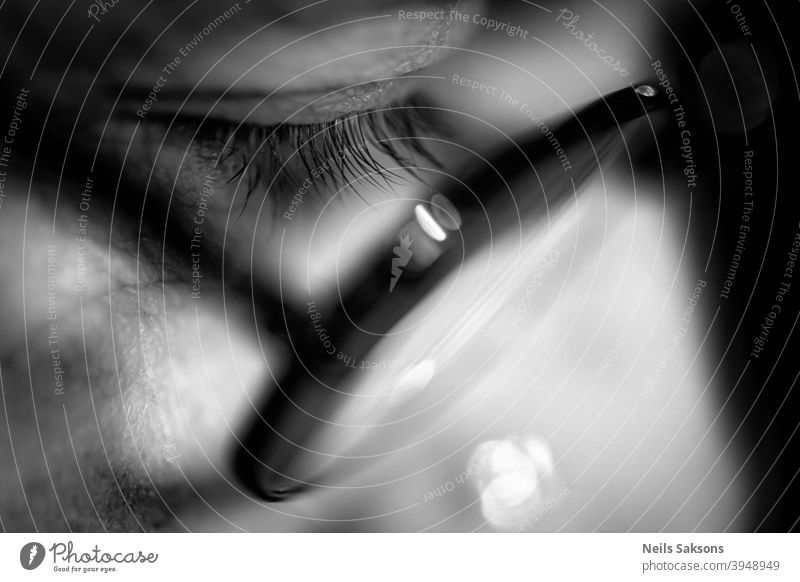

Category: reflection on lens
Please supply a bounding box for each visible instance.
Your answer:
[415,203,448,242]
[390,358,437,398]
[635,84,658,97]
[430,193,463,231]
[471,435,557,530]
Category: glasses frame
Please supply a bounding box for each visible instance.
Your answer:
[233,82,671,501]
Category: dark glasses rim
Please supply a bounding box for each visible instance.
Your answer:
[234,81,672,502]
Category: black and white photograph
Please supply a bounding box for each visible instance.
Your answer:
[0,0,798,577]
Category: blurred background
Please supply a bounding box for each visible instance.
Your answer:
[1,0,798,532]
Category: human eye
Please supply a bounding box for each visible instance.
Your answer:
[8,0,791,542]
[0,0,473,533]
[111,91,449,227]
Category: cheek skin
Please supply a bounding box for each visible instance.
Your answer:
[0,178,269,531]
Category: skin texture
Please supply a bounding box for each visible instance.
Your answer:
[1,0,743,533]
[0,0,467,531]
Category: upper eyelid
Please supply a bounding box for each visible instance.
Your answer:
[116,73,435,181]
[129,73,439,128]
[107,91,449,225]
[178,94,449,211]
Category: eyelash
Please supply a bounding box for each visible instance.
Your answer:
[192,95,448,212]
